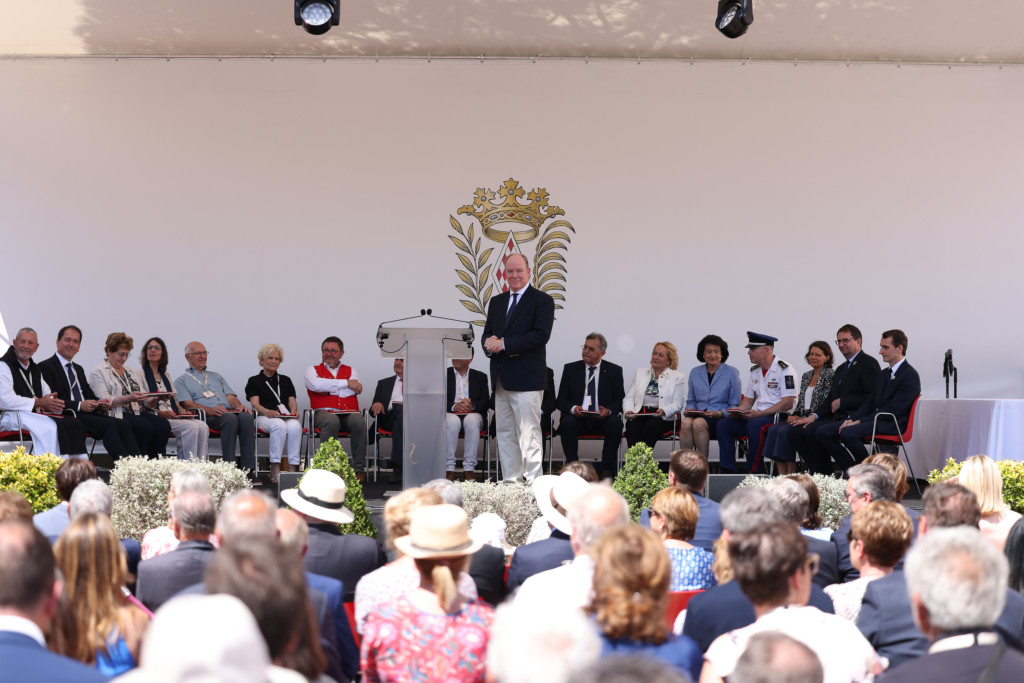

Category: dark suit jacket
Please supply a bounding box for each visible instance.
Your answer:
[505,529,573,593]
[851,360,921,432]
[807,535,839,589]
[38,353,100,411]
[638,492,722,552]
[683,579,836,653]
[556,359,625,416]
[878,640,1024,682]
[482,285,555,392]
[370,375,401,431]
[0,631,110,682]
[469,544,507,606]
[833,507,920,583]
[816,351,881,422]
[858,569,1024,670]
[446,367,489,418]
[136,539,216,611]
[303,523,385,602]
[306,571,358,681]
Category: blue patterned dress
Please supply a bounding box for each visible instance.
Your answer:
[666,545,716,591]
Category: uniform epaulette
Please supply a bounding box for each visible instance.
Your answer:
[750,364,759,371]
[778,360,789,369]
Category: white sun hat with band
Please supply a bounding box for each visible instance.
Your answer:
[394,504,483,559]
[532,471,591,535]
[280,469,354,524]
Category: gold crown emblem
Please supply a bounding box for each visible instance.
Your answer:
[457,178,565,243]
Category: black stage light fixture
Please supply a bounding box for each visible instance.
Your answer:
[716,0,753,39]
[295,0,340,35]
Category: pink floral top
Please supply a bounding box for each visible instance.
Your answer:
[361,594,494,683]
[354,562,478,634]
[140,525,219,561]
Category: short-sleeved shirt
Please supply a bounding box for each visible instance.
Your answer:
[666,546,717,591]
[174,368,236,409]
[746,357,799,412]
[245,372,297,411]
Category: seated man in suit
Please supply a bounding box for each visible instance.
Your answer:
[369,359,404,484]
[555,333,625,479]
[136,490,217,611]
[38,324,137,467]
[305,336,367,480]
[764,477,839,588]
[881,526,1024,682]
[174,341,255,471]
[788,324,881,475]
[815,329,920,473]
[638,449,722,552]
[0,521,108,683]
[857,481,1024,669]
[445,351,488,482]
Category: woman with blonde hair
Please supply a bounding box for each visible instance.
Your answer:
[362,504,494,683]
[588,525,702,681]
[958,454,1022,550]
[624,341,685,450]
[49,512,150,675]
[245,343,302,484]
[648,486,716,591]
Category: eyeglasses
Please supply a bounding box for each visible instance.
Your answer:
[805,553,820,576]
[835,338,855,345]
[647,507,661,519]
[581,345,601,353]
[846,529,856,543]
[187,351,209,357]
[145,345,162,351]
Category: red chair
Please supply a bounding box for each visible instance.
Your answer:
[306,408,364,473]
[254,410,308,476]
[865,394,922,497]
[0,410,32,451]
[664,589,704,629]
[343,601,361,650]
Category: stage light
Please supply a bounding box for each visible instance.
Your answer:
[716,0,753,39]
[295,0,340,35]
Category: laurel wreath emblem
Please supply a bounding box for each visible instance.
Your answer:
[448,217,494,327]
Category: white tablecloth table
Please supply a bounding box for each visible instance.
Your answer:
[908,398,1024,477]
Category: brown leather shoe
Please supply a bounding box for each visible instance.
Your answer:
[445,471,455,481]
[355,471,366,483]
[463,470,476,482]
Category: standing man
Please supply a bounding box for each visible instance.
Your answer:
[174,341,255,471]
[787,324,880,475]
[445,351,488,482]
[716,332,798,473]
[555,333,625,479]
[304,336,367,478]
[815,329,921,472]
[482,253,555,484]
[369,359,404,483]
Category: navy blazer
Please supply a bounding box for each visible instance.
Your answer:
[136,539,216,611]
[482,285,555,392]
[306,571,359,681]
[877,640,1024,682]
[807,535,839,589]
[683,579,835,653]
[370,375,401,431]
[303,523,385,602]
[0,631,110,682]
[446,367,489,418]
[556,359,625,416]
[816,351,881,422]
[685,363,742,412]
[858,569,1024,670]
[851,360,921,432]
[506,529,573,593]
[638,492,722,552]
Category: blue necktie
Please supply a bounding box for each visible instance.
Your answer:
[507,291,519,316]
[67,363,82,402]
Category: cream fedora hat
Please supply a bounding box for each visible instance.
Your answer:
[280,469,354,524]
[532,471,591,535]
[393,504,483,559]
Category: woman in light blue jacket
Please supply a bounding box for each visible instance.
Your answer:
[679,334,741,459]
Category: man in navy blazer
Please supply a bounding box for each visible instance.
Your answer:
[0,522,109,683]
[369,359,404,481]
[787,323,881,475]
[445,352,489,481]
[482,253,555,484]
[556,333,625,478]
[638,449,722,552]
[815,329,920,472]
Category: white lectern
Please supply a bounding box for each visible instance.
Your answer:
[377,323,474,489]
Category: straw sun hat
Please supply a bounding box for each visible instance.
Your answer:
[394,504,483,559]
[532,471,591,535]
[280,469,354,525]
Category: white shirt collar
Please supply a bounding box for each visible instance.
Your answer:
[509,283,530,297]
[0,614,46,646]
[890,358,906,375]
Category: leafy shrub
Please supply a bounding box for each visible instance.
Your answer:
[0,448,63,513]
[304,438,377,539]
[613,443,670,523]
[738,473,851,530]
[458,481,540,548]
[928,457,1024,514]
[110,456,250,541]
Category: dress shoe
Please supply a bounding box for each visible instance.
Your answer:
[355,471,365,483]
[445,471,456,482]
[463,470,476,482]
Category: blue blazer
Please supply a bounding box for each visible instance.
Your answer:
[482,285,555,392]
[506,529,573,593]
[0,631,110,682]
[306,572,358,681]
[851,360,921,432]
[685,363,741,412]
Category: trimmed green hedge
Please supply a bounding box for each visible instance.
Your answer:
[302,438,377,539]
[613,443,669,523]
[0,448,62,513]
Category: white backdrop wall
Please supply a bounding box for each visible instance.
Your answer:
[1,59,1021,423]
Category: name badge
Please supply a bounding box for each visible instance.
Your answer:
[202,390,216,399]
[582,396,593,411]
[277,403,289,414]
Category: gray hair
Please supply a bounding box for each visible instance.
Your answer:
[731,632,824,683]
[568,656,689,683]
[422,479,464,507]
[217,490,277,544]
[15,327,37,340]
[848,464,896,502]
[487,602,601,683]
[69,479,112,518]
[172,492,217,535]
[567,485,629,553]
[905,526,1008,633]
[256,343,284,363]
[764,478,810,525]
[276,509,309,558]
[721,488,783,533]
[170,469,212,498]
[585,333,608,352]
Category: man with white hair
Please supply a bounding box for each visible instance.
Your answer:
[488,601,602,683]
[880,527,1024,681]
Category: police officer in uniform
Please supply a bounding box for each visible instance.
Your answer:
[715,332,798,473]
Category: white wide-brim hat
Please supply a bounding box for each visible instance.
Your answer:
[533,472,591,535]
[394,503,484,559]
[280,468,354,524]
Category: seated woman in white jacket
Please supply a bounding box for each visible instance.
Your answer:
[623,341,685,451]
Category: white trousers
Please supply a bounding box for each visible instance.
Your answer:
[494,380,543,483]
[256,415,302,465]
[171,418,210,460]
[0,410,61,456]
[445,412,484,472]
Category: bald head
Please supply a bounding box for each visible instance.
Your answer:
[567,485,630,555]
[184,341,208,371]
[217,490,277,545]
[275,508,309,558]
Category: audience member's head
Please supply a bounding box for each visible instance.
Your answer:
[1005,517,1024,595]
[54,458,98,503]
[279,469,353,526]
[567,485,630,556]
[217,489,277,545]
[958,454,1009,516]
[729,522,810,609]
[275,508,309,559]
[172,491,217,540]
[0,491,33,523]
[765,477,809,525]
[568,655,690,683]
[649,486,699,542]
[487,602,601,683]
[846,463,896,513]
[669,449,709,492]
[850,501,913,570]
[0,521,60,631]
[588,525,670,645]
[789,475,823,530]
[921,480,981,532]
[383,487,442,552]
[534,471,592,536]
[905,526,1008,639]
[721,487,783,534]
[422,478,464,507]
[68,479,112,518]
[730,632,824,683]
[394,504,482,613]
[167,468,213,505]
[560,460,599,483]
[863,453,909,502]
